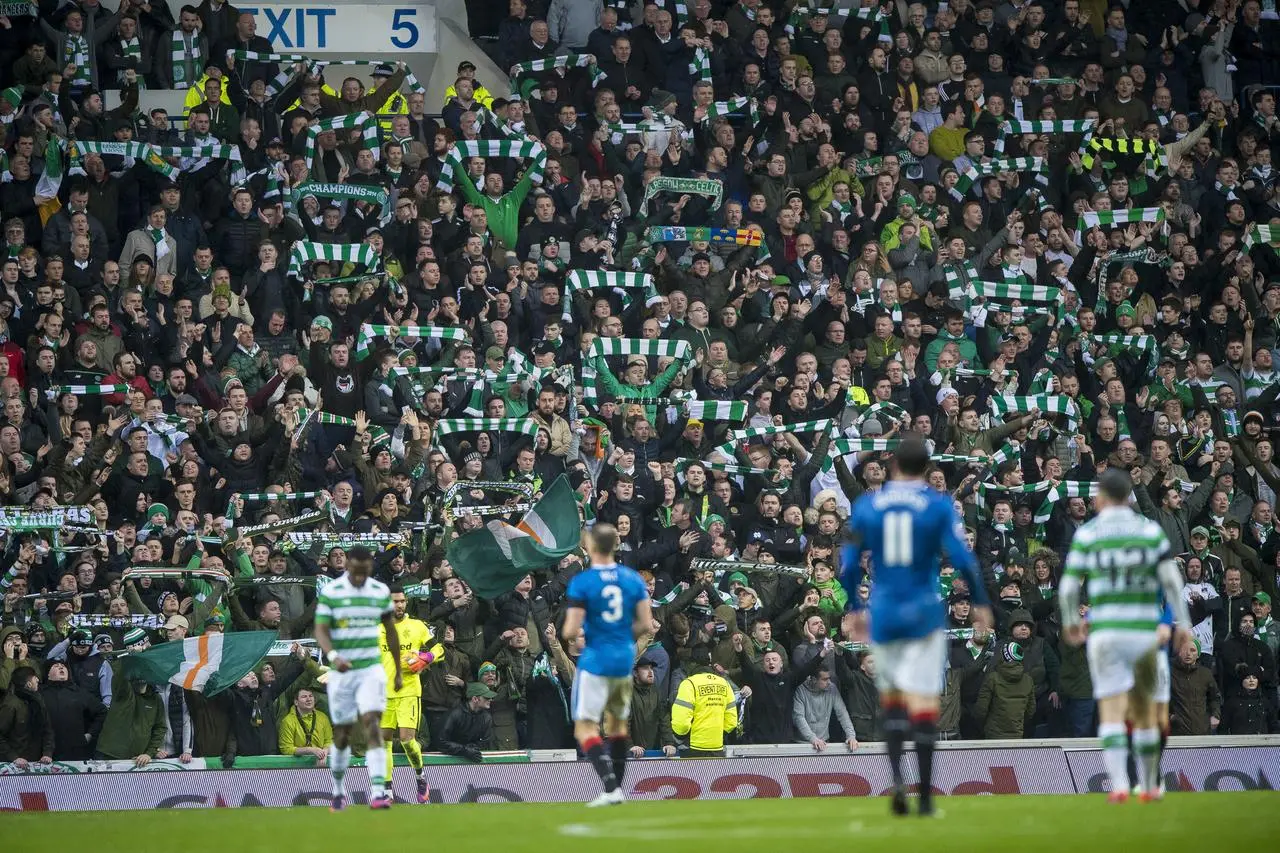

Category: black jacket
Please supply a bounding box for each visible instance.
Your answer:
[440,702,493,756]
[735,646,824,743]
[42,680,107,760]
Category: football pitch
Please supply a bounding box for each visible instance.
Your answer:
[10,792,1274,851]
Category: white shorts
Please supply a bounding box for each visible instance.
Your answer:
[873,631,947,697]
[327,664,387,725]
[1153,650,1171,705]
[1087,630,1159,700]
[571,671,633,723]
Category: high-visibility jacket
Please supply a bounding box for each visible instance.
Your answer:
[671,671,738,751]
[375,89,409,137]
[443,82,494,110]
[183,75,232,113]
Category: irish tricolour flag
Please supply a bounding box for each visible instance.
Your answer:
[125,631,278,695]
[448,475,582,598]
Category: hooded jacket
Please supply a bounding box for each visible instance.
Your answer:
[976,657,1035,739]
[0,675,54,761]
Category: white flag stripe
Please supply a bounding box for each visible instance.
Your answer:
[174,633,223,691]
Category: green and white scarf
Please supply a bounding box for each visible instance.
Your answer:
[435,417,539,438]
[435,139,547,193]
[169,29,202,88]
[287,241,379,278]
[949,156,1046,200]
[641,176,723,214]
[990,394,1080,430]
[685,400,748,422]
[68,141,179,180]
[1090,333,1155,353]
[303,112,381,168]
[832,438,900,454]
[973,281,1061,303]
[151,143,246,186]
[354,323,469,361]
[700,96,756,126]
[46,383,129,400]
[564,270,659,324]
[1033,480,1099,526]
[227,491,322,520]
[62,33,90,86]
[993,119,1095,155]
[676,457,771,476]
[1076,206,1165,235]
[588,336,690,360]
[1242,224,1280,253]
[689,46,711,82]
[510,53,606,86]
[117,37,143,88]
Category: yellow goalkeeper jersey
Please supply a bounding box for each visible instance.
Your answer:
[379,617,441,699]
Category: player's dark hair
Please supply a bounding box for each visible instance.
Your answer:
[894,437,930,477]
[1098,468,1132,503]
[589,523,618,557]
[347,545,374,562]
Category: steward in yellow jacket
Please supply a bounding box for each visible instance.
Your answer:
[671,648,739,753]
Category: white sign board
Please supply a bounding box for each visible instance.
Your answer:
[236,3,438,53]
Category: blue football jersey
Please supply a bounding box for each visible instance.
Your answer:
[565,564,650,677]
[843,480,986,643]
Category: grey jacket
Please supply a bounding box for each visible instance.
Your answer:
[792,679,857,742]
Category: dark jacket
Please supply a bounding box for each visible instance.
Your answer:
[1169,658,1221,736]
[735,646,824,743]
[42,679,107,760]
[440,702,494,757]
[96,666,167,759]
[835,650,882,741]
[1221,688,1277,735]
[0,683,54,761]
[629,678,676,751]
[975,658,1035,739]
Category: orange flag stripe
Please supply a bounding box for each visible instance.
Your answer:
[181,634,211,690]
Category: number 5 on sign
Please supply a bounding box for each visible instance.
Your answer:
[883,511,913,567]
[390,9,418,47]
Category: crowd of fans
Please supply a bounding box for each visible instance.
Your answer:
[1,0,1280,770]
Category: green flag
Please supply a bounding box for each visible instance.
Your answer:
[124,630,278,695]
[447,475,582,598]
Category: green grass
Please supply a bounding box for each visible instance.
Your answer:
[9,793,1273,852]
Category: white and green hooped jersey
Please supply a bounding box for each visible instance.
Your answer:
[1063,506,1170,633]
[315,574,392,670]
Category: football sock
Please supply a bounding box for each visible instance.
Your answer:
[582,736,618,793]
[911,710,939,810]
[1099,723,1130,793]
[329,745,351,796]
[608,736,631,787]
[883,702,909,789]
[403,738,424,775]
[1124,722,1137,787]
[386,741,396,786]
[366,745,387,796]
[1132,727,1161,794]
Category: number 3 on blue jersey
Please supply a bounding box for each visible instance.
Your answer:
[883,511,913,566]
[600,585,623,623]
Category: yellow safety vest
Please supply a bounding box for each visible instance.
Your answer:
[375,90,409,137]
[282,83,340,114]
[183,75,232,114]
[671,671,738,751]
[443,83,494,110]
